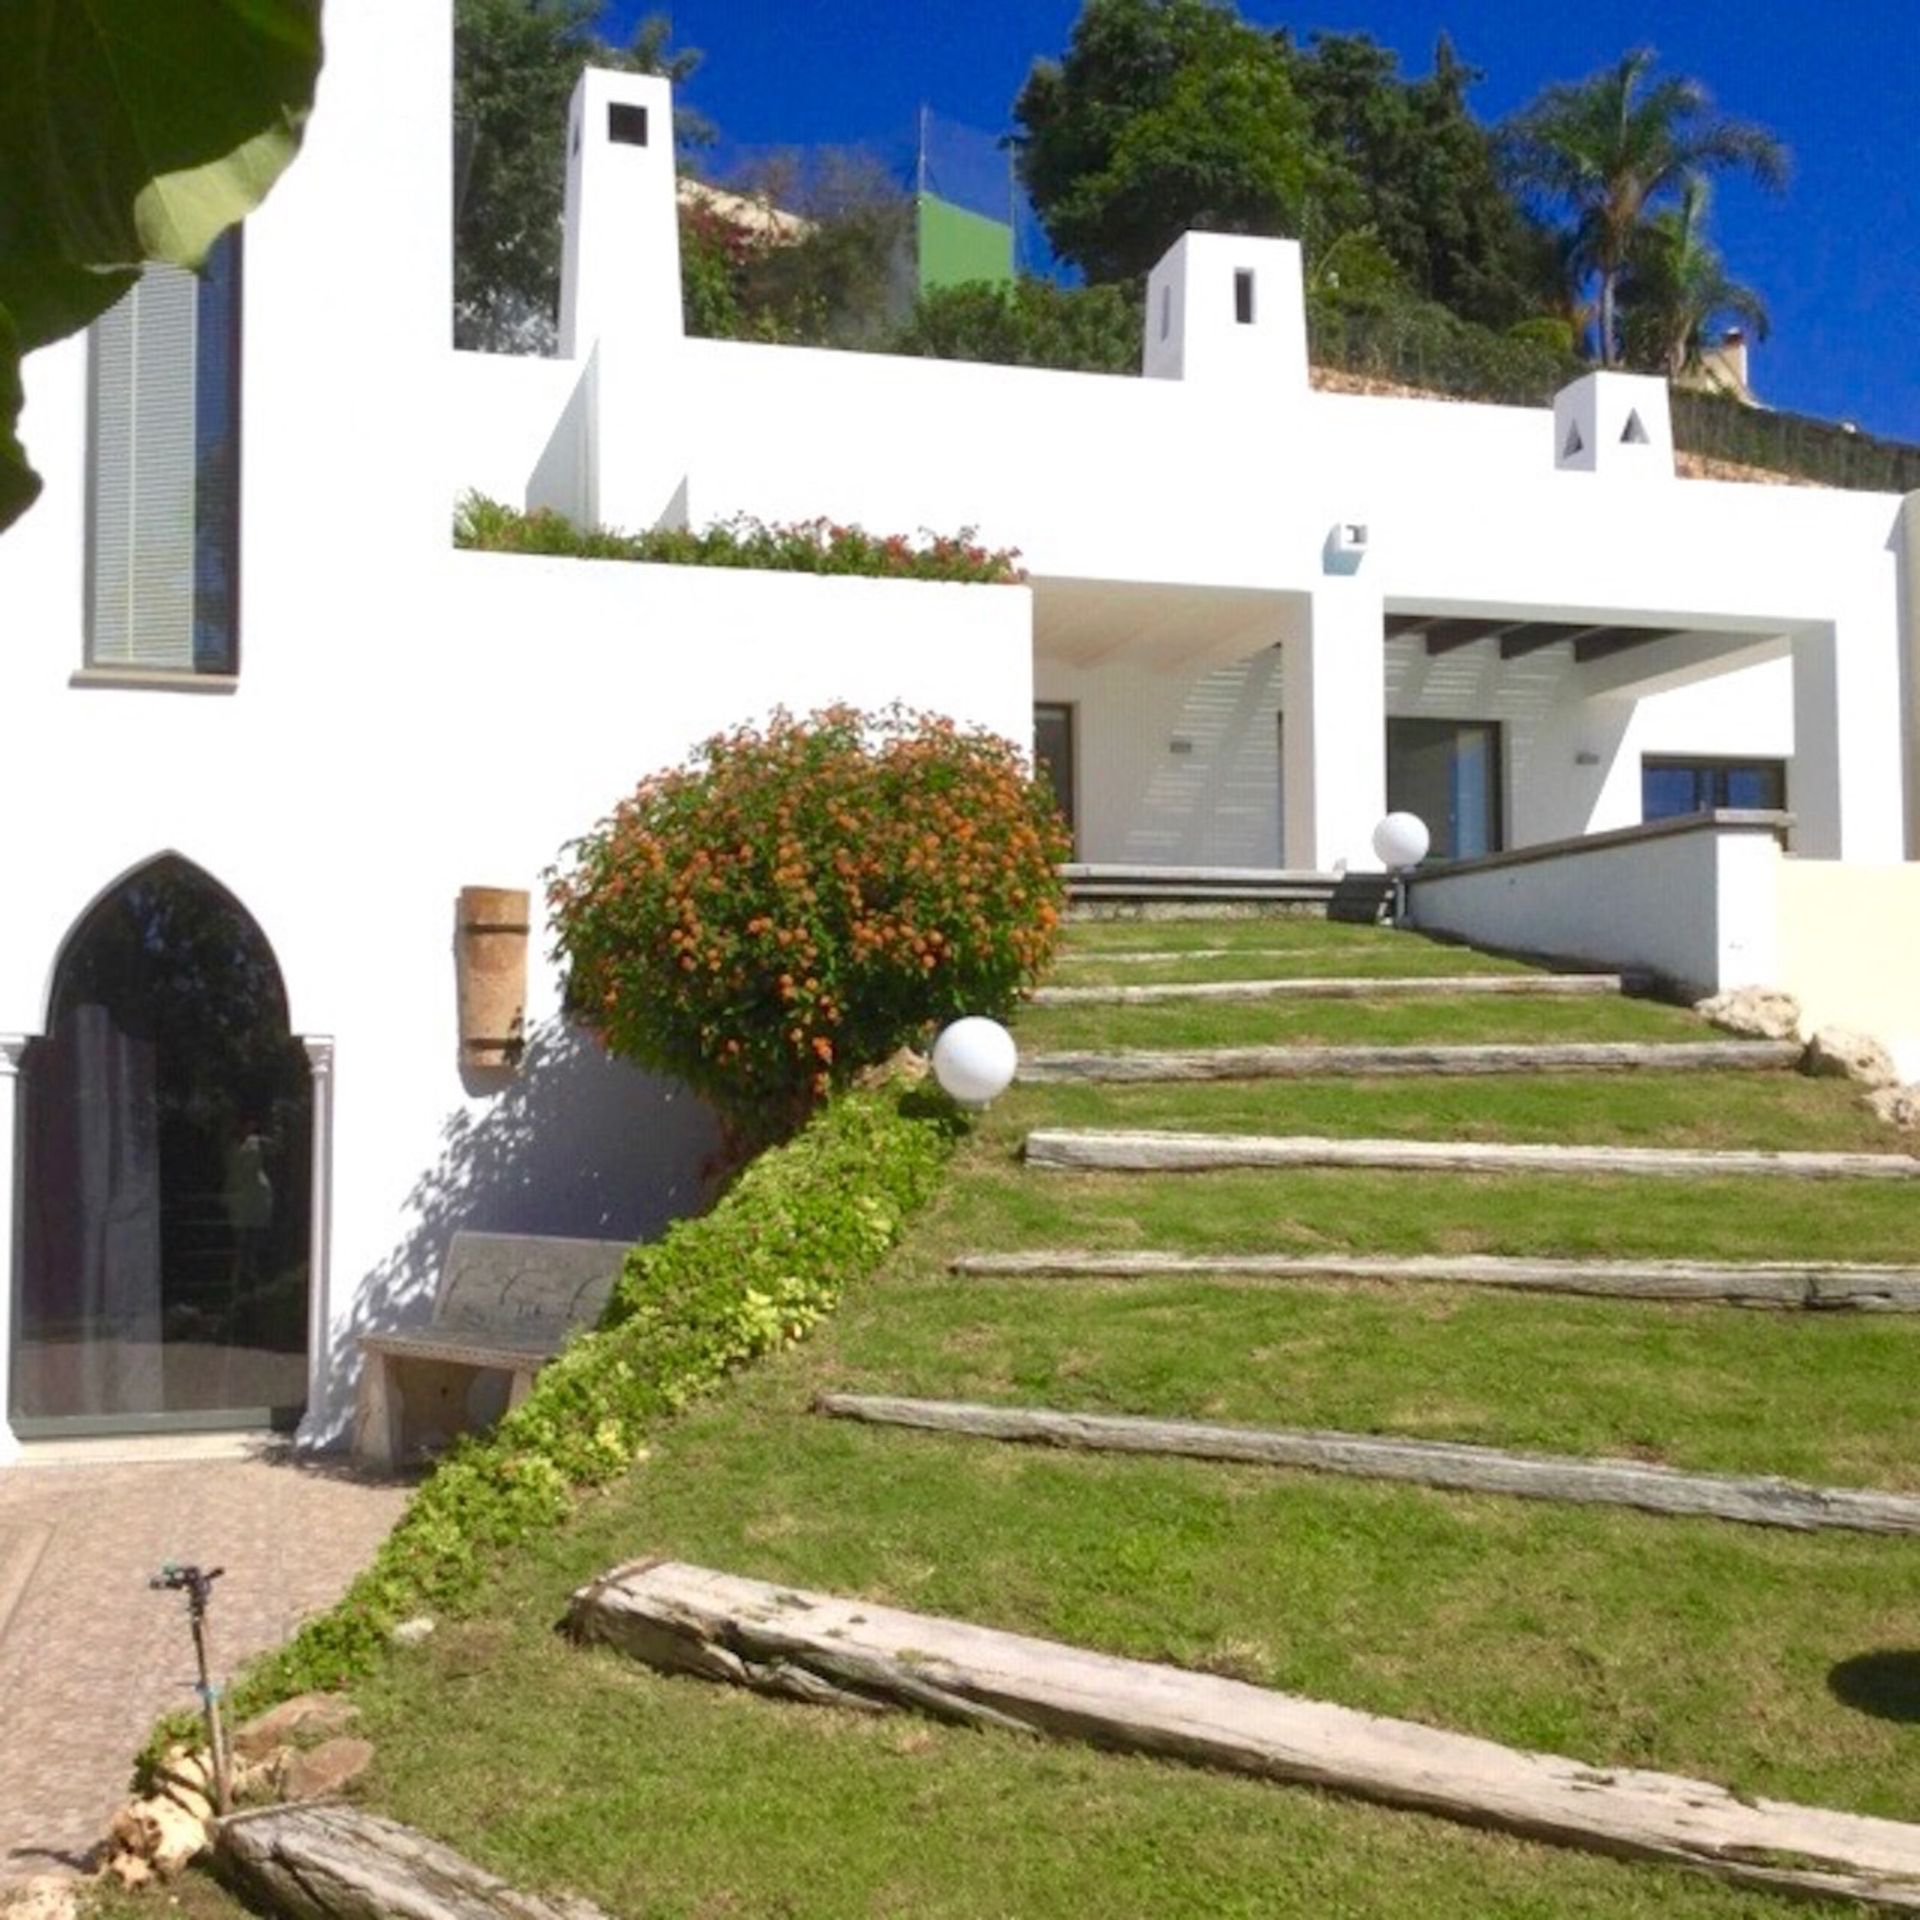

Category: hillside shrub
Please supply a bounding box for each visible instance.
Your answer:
[454,493,1026,584]
[550,704,1069,1141]
[888,278,1143,375]
[170,1084,956,1728]
[1307,284,1584,405]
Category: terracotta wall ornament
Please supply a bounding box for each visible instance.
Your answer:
[456,887,529,1069]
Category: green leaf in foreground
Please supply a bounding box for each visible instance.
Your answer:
[0,0,323,532]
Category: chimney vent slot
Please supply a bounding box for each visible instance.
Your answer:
[608,102,650,147]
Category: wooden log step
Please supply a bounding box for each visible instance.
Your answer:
[214,1803,612,1920]
[1024,1128,1920,1182]
[1019,1040,1799,1083]
[949,1249,1920,1310]
[817,1394,1920,1537]
[1030,973,1623,1005]
[569,1560,1920,1911]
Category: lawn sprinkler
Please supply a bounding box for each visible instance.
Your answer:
[149,1562,232,1813]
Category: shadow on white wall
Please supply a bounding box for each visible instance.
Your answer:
[310,1017,720,1442]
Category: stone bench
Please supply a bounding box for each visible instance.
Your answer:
[352,1230,629,1468]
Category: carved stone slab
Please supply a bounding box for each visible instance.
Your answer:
[432,1231,631,1345]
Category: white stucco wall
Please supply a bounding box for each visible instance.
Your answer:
[0,6,1033,1453]
[1778,862,1920,1077]
[1408,818,1784,996]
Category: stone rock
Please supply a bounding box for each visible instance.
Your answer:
[233,1690,361,1760]
[154,1743,214,1798]
[232,1748,288,1806]
[104,1854,153,1893]
[159,1779,214,1824]
[855,1046,930,1091]
[281,1735,376,1802]
[107,1794,207,1877]
[390,1614,436,1647]
[1870,1085,1920,1131]
[0,1875,82,1920]
[1803,1026,1900,1090]
[1695,985,1802,1042]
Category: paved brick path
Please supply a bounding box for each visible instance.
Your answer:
[0,1444,407,1880]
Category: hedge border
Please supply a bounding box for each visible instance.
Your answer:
[149,1082,957,1754]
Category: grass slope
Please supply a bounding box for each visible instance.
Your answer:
[249,917,1920,1919]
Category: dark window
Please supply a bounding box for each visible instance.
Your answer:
[1034,703,1076,850]
[1234,269,1256,325]
[1642,757,1786,821]
[1387,718,1504,861]
[608,101,649,146]
[14,858,311,1437]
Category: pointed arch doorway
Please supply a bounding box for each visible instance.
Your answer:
[12,857,312,1437]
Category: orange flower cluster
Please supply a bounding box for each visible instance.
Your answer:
[549,704,1069,1142]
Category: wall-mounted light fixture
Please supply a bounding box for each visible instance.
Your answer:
[1324,521,1369,574]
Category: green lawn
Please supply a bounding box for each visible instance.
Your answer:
[1006,1068,1903,1153]
[201,909,1920,1920]
[1017,990,1717,1051]
[1057,918,1500,959]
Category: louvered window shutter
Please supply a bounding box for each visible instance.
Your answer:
[86,233,241,673]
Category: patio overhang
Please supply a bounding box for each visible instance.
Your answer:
[1385,609,1791,699]
[1033,577,1299,671]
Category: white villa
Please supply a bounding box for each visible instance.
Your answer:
[2,0,1917,1458]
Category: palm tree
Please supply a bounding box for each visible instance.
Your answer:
[1620,179,1770,381]
[1502,47,1787,366]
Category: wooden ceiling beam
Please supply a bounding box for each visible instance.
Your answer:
[1573,627,1683,664]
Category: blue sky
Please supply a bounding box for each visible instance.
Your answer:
[603,1,1920,442]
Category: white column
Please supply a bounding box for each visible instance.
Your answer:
[296,1037,335,1450]
[1791,603,1908,862]
[1284,584,1388,871]
[0,1037,26,1465]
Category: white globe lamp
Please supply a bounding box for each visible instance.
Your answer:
[932,1017,1019,1109]
[1371,811,1430,929]
[1372,811,1430,871]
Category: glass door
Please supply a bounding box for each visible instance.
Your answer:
[14,858,311,1436]
[1034,703,1077,852]
[1386,719,1503,861]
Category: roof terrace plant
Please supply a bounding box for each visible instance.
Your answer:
[455,493,1025,584]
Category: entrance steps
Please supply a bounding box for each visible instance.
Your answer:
[1062,865,1393,920]
[1018,1039,1797,1083]
[815,1395,1920,1538]
[1023,1128,1920,1182]
[950,1249,1920,1310]
[1031,972,1625,1007]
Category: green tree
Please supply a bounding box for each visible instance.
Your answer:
[0,0,322,532]
[455,0,710,351]
[1285,31,1542,328]
[1502,46,1787,366]
[1620,180,1769,380]
[1013,0,1326,282]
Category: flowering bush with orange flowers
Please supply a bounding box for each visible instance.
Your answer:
[549,704,1070,1139]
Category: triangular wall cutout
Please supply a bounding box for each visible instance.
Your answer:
[1621,409,1650,445]
[1562,421,1585,459]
